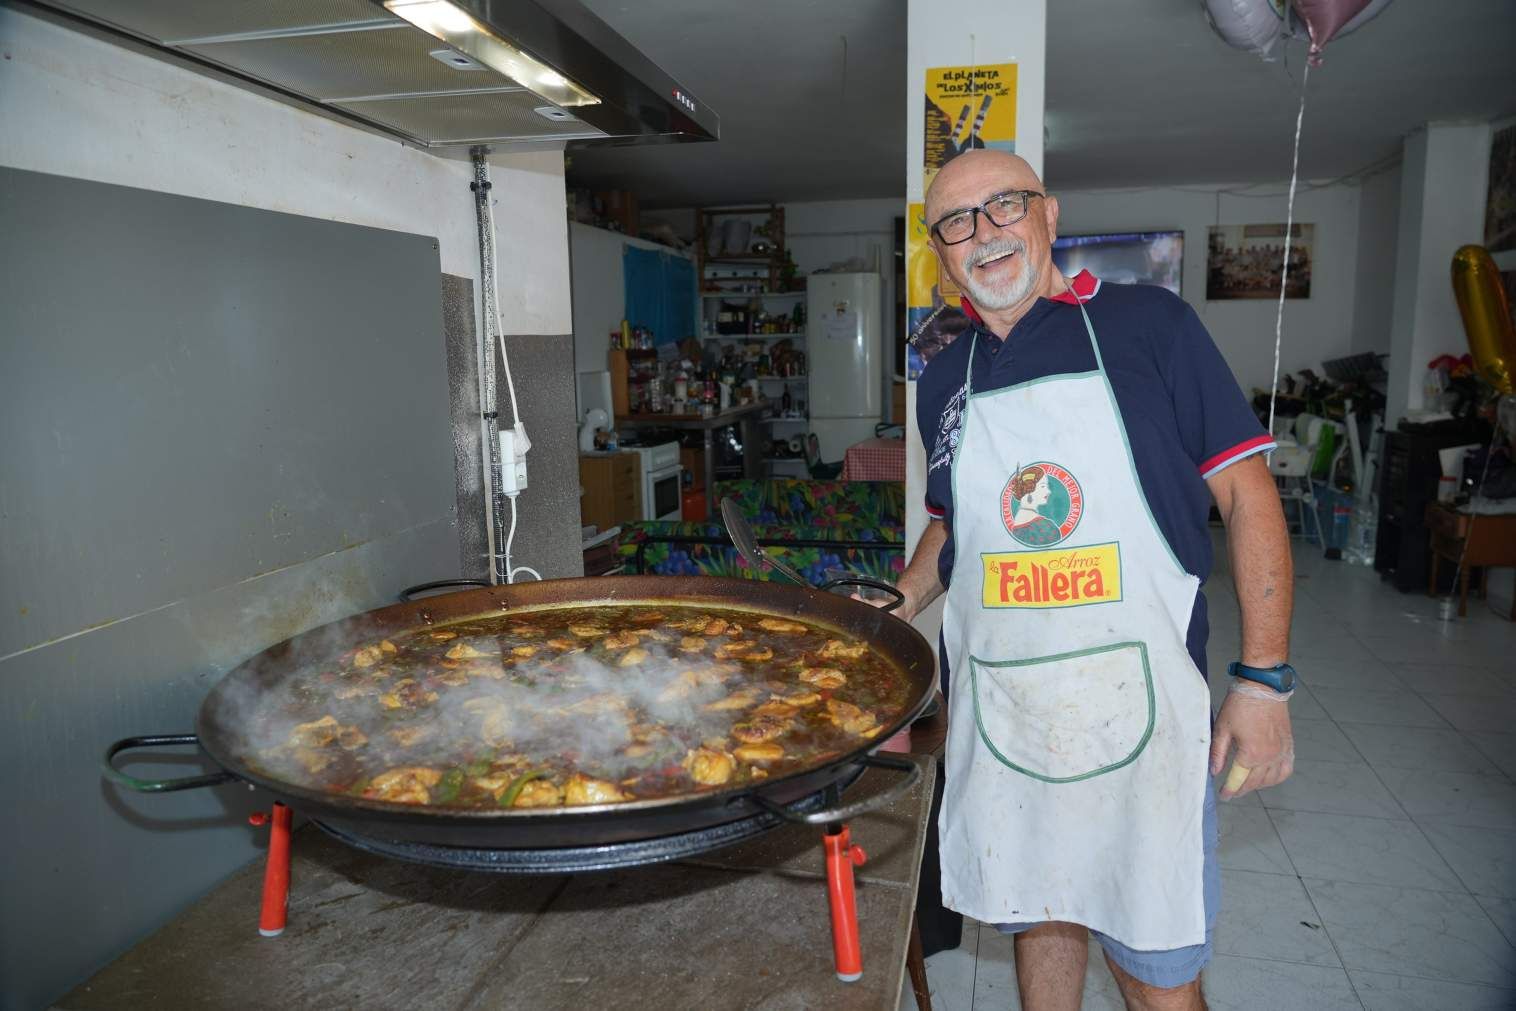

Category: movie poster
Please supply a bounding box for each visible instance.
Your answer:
[909,62,1017,379]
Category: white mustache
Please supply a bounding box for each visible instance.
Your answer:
[965,238,1025,270]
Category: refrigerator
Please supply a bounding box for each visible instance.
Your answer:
[806,272,884,461]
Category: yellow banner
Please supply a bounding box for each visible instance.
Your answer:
[981,542,1123,609]
[923,63,1018,193]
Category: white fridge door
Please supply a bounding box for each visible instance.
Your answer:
[807,273,882,420]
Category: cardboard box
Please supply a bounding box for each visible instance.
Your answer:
[892,380,907,426]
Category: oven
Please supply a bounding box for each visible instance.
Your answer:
[631,441,683,521]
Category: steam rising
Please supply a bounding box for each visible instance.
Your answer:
[205,602,900,803]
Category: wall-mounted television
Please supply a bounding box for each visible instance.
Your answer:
[1051,230,1184,296]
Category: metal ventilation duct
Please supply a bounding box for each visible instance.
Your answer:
[25,0,719,150]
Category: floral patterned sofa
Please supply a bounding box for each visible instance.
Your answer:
[617,478,905,584]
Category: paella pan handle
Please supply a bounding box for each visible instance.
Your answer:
[397,579,491,602]
[816,575,905,613]
[103,735,237,793]
[748,753,922,826]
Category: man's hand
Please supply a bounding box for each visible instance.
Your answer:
[1210,683,1294,800]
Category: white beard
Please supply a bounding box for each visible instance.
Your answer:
[960,239,1039,310]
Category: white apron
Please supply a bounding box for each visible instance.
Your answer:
[938,299,1212,950]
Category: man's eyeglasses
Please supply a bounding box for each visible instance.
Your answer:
[930,190,1044,245]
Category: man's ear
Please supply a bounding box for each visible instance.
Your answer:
[1044,194,1061,245]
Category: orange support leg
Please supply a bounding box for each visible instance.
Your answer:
[249,802,293,937]
[823,824,868,982]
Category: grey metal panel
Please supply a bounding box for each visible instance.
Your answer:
[0,167,463,1008]
[497,334,584,581]
[0,167,455,657]
[441,274,489,581]
[0,518,458,1011]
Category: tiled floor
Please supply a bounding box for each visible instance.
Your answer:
[903,534,1516,1009]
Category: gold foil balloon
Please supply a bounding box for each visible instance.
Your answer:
[1451,245,1516,396]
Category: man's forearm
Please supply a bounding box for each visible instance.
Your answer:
[1222,477,1293,666]
[898,519,948,621]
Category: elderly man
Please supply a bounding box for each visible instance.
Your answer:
[895,151,1296,1010]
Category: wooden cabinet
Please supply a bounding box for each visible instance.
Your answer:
[579,453,640,531]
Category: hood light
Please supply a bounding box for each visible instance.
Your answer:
[384,0,601,107]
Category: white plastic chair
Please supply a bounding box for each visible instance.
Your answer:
[1268,426,1326,545]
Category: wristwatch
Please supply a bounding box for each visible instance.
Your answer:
[1227,661,1298,693]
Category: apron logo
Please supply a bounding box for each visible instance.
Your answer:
[981,541,1123,609]
[1000,462,1083,547]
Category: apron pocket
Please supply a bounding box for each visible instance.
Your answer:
[969,641,1155,783]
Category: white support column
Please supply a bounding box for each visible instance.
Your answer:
[1384,122,1493,424]
[904,1,1047,643]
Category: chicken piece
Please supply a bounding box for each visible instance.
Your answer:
[291,715,341,747]
[352,645,383,669]
[774,688,823,707]
[380,639,398,654]
[656,670,702,704]
[638,627,674,643]
[703,618,734,637]
[603,630,641,650]
[471,772,514,796]
[545,637,579,651]
[436,669,469,687]
[511,645,539,659]
[292,746,337,776]
[389,726,430,748]
[731,714,789,744]
[736,646,773,662]
[430,630,458,642]
[665,616,708,632]
[826,699,880,736]
[798,667,847,690]
[334,678,380,700]
[758,618,808,634]
[563,773,629,805]
[378,692,403,710]
[631,611,667,625]
[336,726,368,750]
[751,701,799,719]
[714,641,759,660]
[511,779,565,808]
[561,692,631,718]
[819,639,868,661]
[446,642,486,660]
[679,636,707,653]
[617,646,650,667]
[734,741,785,763]
[510,624,544,638]
[704,686,762,711]
[683,747,736,786]
[569,624,608,638]
[364,766,443,805]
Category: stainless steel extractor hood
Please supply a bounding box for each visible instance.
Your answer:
[25,0,718,150]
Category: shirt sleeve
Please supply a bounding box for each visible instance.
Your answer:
[915,369,950,519]
[1161,297,1275,479]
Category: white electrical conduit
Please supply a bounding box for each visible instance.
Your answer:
[471,149,539,584]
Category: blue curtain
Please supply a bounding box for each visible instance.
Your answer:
[623,246,695,346]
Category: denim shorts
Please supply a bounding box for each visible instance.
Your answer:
[993,776,1220,989]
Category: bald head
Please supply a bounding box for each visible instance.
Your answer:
[922,149,1063,332]
[925,150,1044,224]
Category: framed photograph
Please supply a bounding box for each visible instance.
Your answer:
[1485,122,1516,254]
[1206,223,1314,300]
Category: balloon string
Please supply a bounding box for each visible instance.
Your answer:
[1267,60,1311,452]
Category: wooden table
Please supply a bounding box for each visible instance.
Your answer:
[1425,503,1516,619]
[61,757,937,1011]
[620,401,768,516]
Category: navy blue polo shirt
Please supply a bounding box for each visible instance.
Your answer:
[917,270,1274,680]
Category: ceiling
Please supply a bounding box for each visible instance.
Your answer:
[565,0,1516,206]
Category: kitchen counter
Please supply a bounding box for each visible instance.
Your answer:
[619,401,768,515]
[60,756,936,1010]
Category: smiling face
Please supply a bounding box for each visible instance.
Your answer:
[925,151,1061,325]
